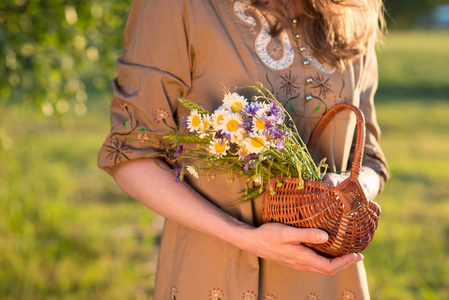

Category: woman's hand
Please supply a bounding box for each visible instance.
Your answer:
[323,167,381,200]
[240,222,363,275]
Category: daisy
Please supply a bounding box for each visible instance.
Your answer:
[222,92,248,113]
[252,114,268,134]
[237,145,250,160]
[243,133,269,154]
[187,110,203,132]
[209,138,230,157]
[198,115,212,138]
[211,106,228,130]
[186,165,199,179]
[218,112,244,141]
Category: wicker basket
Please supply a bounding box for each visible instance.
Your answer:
[261,103,381,257]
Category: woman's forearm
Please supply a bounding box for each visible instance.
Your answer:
[114,158,253,248]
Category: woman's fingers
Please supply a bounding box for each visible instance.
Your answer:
[322,172,350,187]
[301,252,364,275]
[280,226,329,244]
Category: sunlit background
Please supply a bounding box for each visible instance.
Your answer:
[1,1,449,299]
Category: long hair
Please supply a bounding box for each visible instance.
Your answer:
[251,0,386,70]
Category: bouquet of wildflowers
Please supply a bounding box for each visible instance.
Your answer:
[162,83,327,201]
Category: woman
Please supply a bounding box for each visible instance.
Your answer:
[98,0,389,298]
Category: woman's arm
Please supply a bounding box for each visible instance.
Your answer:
[322,166,381,200]
[114,157,363,275]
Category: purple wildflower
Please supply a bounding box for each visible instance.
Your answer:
[276,141,285,150]
[174,163,186,182]
[240,116,253,134]
[180,117,188,127]
[172,144,184,158]
[229,143,238,152]
[215,130,231,141]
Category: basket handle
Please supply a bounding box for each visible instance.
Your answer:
[307,104,366,178]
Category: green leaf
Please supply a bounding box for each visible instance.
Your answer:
[123,120,127,128]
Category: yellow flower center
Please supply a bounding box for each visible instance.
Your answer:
[226,120,239,132]
[216,115,224,125]
[231,102,243,113]
[251,137,264,148]
[202,120,210,131]
[214,142,226,153]
[240,147,249,155]
[256,119,266,130]
[192,115,201,127]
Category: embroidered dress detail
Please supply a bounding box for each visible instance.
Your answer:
[242,290,258,300]
[170,286,178,300]
[209,288,224,300]
[234,1,294,70]
[263,293,276,300]
[154,108,169,123]
[341,289,356,300]
[306,292,320,300]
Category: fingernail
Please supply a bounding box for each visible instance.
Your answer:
[317,232,328,243]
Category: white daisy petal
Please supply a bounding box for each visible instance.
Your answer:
[222,92,248,113]
[209,138,230,157]
[243,133,269,154]
[187,110,203,132]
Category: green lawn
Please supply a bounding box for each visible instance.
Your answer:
[1,31,449,299]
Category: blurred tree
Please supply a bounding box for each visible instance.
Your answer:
[384,0,449,29]
[0,0,130,118]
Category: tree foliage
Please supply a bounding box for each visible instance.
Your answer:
[0,0,130,117]
[384,0,449,29]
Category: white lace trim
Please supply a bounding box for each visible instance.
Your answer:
[234,1,294,70]
[233,0,335,73]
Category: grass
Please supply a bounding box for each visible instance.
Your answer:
[1,31,449,299]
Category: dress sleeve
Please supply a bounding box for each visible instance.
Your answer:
[97,0,193,176]
[352,37,390,193]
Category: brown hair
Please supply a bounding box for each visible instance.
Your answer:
[251,0,386,70]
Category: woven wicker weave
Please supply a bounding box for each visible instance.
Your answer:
[261,104,381,257]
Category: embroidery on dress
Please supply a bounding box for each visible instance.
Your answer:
[265,72,300,113]
[105,136,133,165]
[333,78,348,105]
[170,286,178,300]
[263,293,276,300]
[306,292,320,300]
[311,72,333,99]
[154,108,169,124]
[242,290,258,300]
[340,289,356,300]
[209,288,224,300]
[234,1,294,70]
[104,99,152,166]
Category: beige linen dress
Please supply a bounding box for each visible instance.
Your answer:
[98,0,389,299]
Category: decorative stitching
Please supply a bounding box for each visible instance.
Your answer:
[154,108,169,124]
[340,289,356,300]
[306,292,320,300]
[170,286,178,300]
[242,290,258,300]
[234,1,294,70]
[209,288,224,300]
